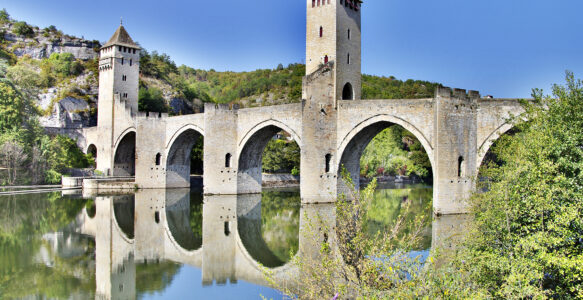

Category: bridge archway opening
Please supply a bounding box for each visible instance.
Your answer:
[166,129,204,189]
[165,190,203,251]
[113,132,136,176]
[238,125,300,194]
[342,82,353,100]
[87,144,97,168]
[237,192,300,269]
[338,121,433,194]
[477,126,519,186]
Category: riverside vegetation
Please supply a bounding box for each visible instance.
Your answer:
[0,9,436,185]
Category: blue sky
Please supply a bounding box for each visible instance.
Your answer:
[1,0,582,98]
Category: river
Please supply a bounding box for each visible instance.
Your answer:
[0,183,459,299]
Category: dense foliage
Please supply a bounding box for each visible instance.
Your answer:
[360,126,432,181]
[262,135,301,173]
[460,72,583,298]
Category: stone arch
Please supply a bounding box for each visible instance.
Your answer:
[166,126,204,189]
[476,122,515,170]
[86,144,97,168]
[113,195,135,241]
[237,120,301,194]
[337,114,434,192]
[164,190,203,252]
[342,82,353,100]
[113,130,136,176]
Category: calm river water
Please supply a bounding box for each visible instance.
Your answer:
[0,183,442,299]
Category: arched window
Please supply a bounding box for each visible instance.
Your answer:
[319,26,323,37]
[154,211,160,223]
[324,55,328,64]
[224,221,231,236]
[325,154,332,173]
[155,153,161,166]
[458,156,465,177]
[225,153,232,168]
[342,82,353,100]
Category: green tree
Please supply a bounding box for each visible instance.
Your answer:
[138,86,167,113]
[11,21,34,37]
[461,72,583,298]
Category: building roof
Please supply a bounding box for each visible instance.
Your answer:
[103,25,139,49]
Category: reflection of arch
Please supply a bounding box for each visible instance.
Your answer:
[342,82,353,100]
[113,196,135,240]
[113,130,136,176]
[166,128,204,188]
[476,123,515,169]
[337,115,434,191]
[164,191,203,251]
[235,194,300,271]
[237,120,301,194]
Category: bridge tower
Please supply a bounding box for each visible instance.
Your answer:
[306,0,361,101]
[95,24,140,175]
[302,0,362,203]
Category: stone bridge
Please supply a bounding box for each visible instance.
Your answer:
[73,189,468,299]
[82,2,526,215]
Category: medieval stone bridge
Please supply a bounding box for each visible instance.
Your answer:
[82,1,526,215]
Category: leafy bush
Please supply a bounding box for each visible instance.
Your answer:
[138,86,167,113]
[12,21,34,37]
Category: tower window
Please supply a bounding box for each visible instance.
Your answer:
[324,55,328,64]
[325,154,332,173]
[155,153,161,166]
[129,59,133,66]
[348,29,351,40]
[347,53,350,64]
[319,26,323,37]
[121,58,124,65]
[118,46,122,51]
[224,221,231,236]
[312,0,315,7]
[122,75,127,81]
[225,153,232,168]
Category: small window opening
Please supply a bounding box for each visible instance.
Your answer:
[348,29,351,40]
[319,26,323,37]
[122,75,127,81]
[225,153,232,168]
[342,82,353,100]
[133,49,136,54]
[347,53,350,64]
[154,211,160,224]
[458,156,464,177]
[312,0,315,7]
[121,58,124,65]
[224,221,231,236]
[119,284,124,292]
[118,46,122,51]
[325,154,332,173]
[155,153,161,166]
[130,59,133,66]
[324,55,328,64]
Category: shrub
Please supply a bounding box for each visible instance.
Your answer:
[12,21,34,37]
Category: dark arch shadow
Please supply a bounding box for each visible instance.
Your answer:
[114,132,136,176]
[238,125,300,194]
[338,121,433,194]
[165,190,203,251]
[166,129,204,188]
[87,144,97,168]
[113,195,135,239]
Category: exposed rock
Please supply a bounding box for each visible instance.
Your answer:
[39,97,93,128]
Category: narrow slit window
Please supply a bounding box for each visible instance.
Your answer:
[325,154,332,173]
[225,153,232,168]
[154,211,160,224]
[324,55,328,64]
[121,58,124,65]
[348,29,351,40]
[155,153,161,166]
[347,53,350,64]
[129,59,133,66]
[319,26,323,37]
[458,156,464,177]
[224,221,231,236]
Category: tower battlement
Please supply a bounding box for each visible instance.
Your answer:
[436,87,481,100]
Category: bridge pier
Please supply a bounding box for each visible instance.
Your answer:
[135,114,168,188]
[433,87,479,215]
[203,104,239,195]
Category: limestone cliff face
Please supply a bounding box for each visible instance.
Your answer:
[3,31,99,61]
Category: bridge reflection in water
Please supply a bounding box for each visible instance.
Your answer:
[74,188,467,299]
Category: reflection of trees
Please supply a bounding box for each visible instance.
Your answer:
[0,192,95,298]
[136,262,181,296]
[259,189,300,263]
[365,185,433,250]
[166,191,203,251]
